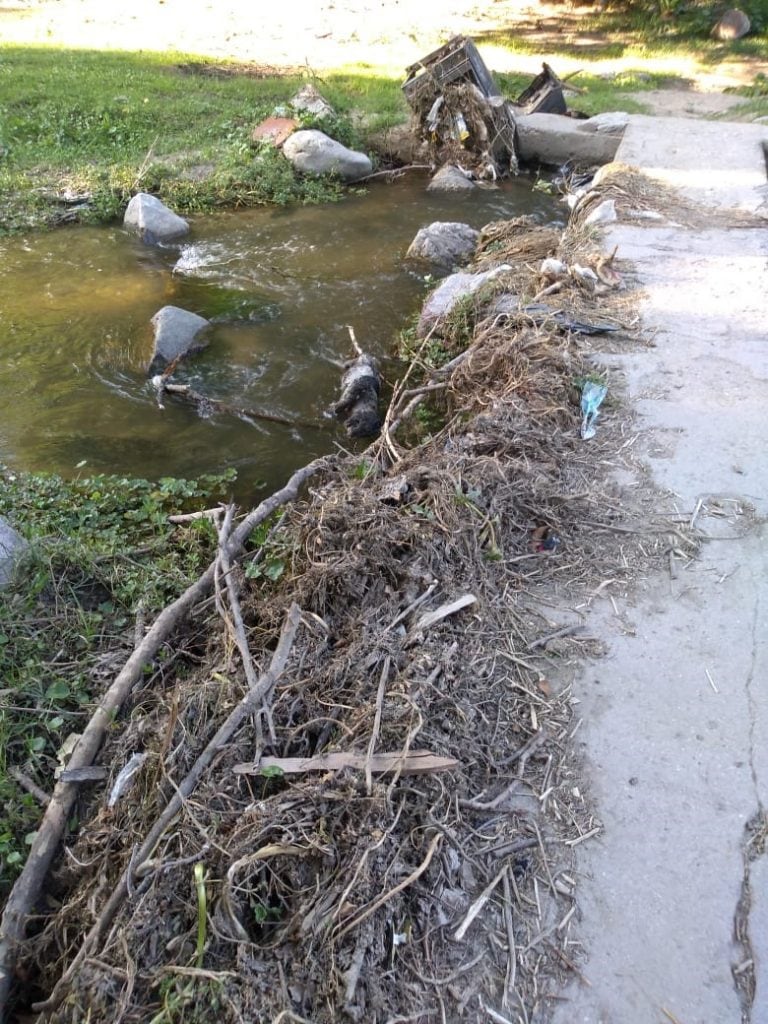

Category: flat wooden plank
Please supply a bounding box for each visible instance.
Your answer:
[233,750,459,776]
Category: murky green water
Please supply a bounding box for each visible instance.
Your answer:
[0,175,560,502]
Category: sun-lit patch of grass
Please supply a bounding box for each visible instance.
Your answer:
[0,45,407,234]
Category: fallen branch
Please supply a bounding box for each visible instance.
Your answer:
[32,602,302,1015]
[409,594,477,636]
[0,456,332,1021]
[333,831,443,942]
[158,382,320,431]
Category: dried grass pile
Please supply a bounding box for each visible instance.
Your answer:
[11,216,676,1024]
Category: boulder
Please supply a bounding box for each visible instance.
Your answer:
[712,8,750,39]
[282,130,372,182]
[426,165,477,192]
[406,222,480,270]
[417,265,511,337]
[0,516,27,589]
[124,193,189,244]
[149,306,210,374]
[290,84,335,119]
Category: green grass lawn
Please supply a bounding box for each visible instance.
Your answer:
[0,46,408,233]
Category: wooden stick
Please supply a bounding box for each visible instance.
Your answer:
[453,865,506,942]
[410,594,477,635]
[233,751,460,777]
[333,832,443,942]
[0,456,330,1020]
[32,603,302,1015]
[160,382,318,430]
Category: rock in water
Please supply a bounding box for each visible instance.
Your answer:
[0,516,27,589]
[712,8,750,38]
[124,193,190,244]
[406,222,480,270]
[149,306,210,374]
[426,165,477,192]
[282,130,372,182]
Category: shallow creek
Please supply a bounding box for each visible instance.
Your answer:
[0,176,560,501]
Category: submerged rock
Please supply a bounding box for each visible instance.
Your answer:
[426,165,477,192]
[124,193,190,244]
[406,222,480,271]
[0,516,27,589]
[417,265,511,337]
[149,306,210,374]
[282,129,372,182]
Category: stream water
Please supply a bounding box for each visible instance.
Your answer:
[0,175,560,502]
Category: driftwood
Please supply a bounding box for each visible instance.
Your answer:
[154,380,320,431]
[333,328,382,439]
[32,603,302,1015]
[0,457,332,1022]
[233,751,460,776]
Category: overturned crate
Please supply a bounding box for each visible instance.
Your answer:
[403,35,519,177]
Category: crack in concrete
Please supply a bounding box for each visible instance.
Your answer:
[732,592,766,1023]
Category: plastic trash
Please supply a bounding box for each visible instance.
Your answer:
[580,381,607,440]
[108,752,148,808]
[584,199,617,227]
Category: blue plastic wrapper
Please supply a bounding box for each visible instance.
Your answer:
[580,381,607,440]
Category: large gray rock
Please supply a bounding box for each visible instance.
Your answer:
[124,193,190,244]
[149,306,210,373]
[426,165,477,192]
[0,516,27,589]
[417,265,511,337]
[282,130,372,182]
[712,8,750,39]
[406,222,480,270]
[515,112,626,166]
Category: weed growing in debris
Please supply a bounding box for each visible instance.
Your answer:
[0,466,235,892]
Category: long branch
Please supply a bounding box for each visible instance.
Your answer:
[0,456,331,1021]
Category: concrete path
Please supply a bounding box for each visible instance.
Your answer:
[552,118,768,1023]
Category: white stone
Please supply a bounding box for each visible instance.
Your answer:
[124,193,189,244]
[417,265,511,336]
[282,129,372,182]
[290,84,334,118]
[0,516,27,589]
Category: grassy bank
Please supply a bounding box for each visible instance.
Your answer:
[0,467,236,892]
[0,46,407,234]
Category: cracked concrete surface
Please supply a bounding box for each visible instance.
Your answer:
[551,118,768,1023]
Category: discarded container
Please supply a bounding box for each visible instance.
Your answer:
[580,381,607,440]
[584,198,618,227]
[403,35,518,176]
[512,63,567,116]
[531,525,561,553]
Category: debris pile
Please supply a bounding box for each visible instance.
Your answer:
[403,36,519,178]
[1,197,683,1024]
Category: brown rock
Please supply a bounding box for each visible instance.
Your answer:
[250,116,298,148]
